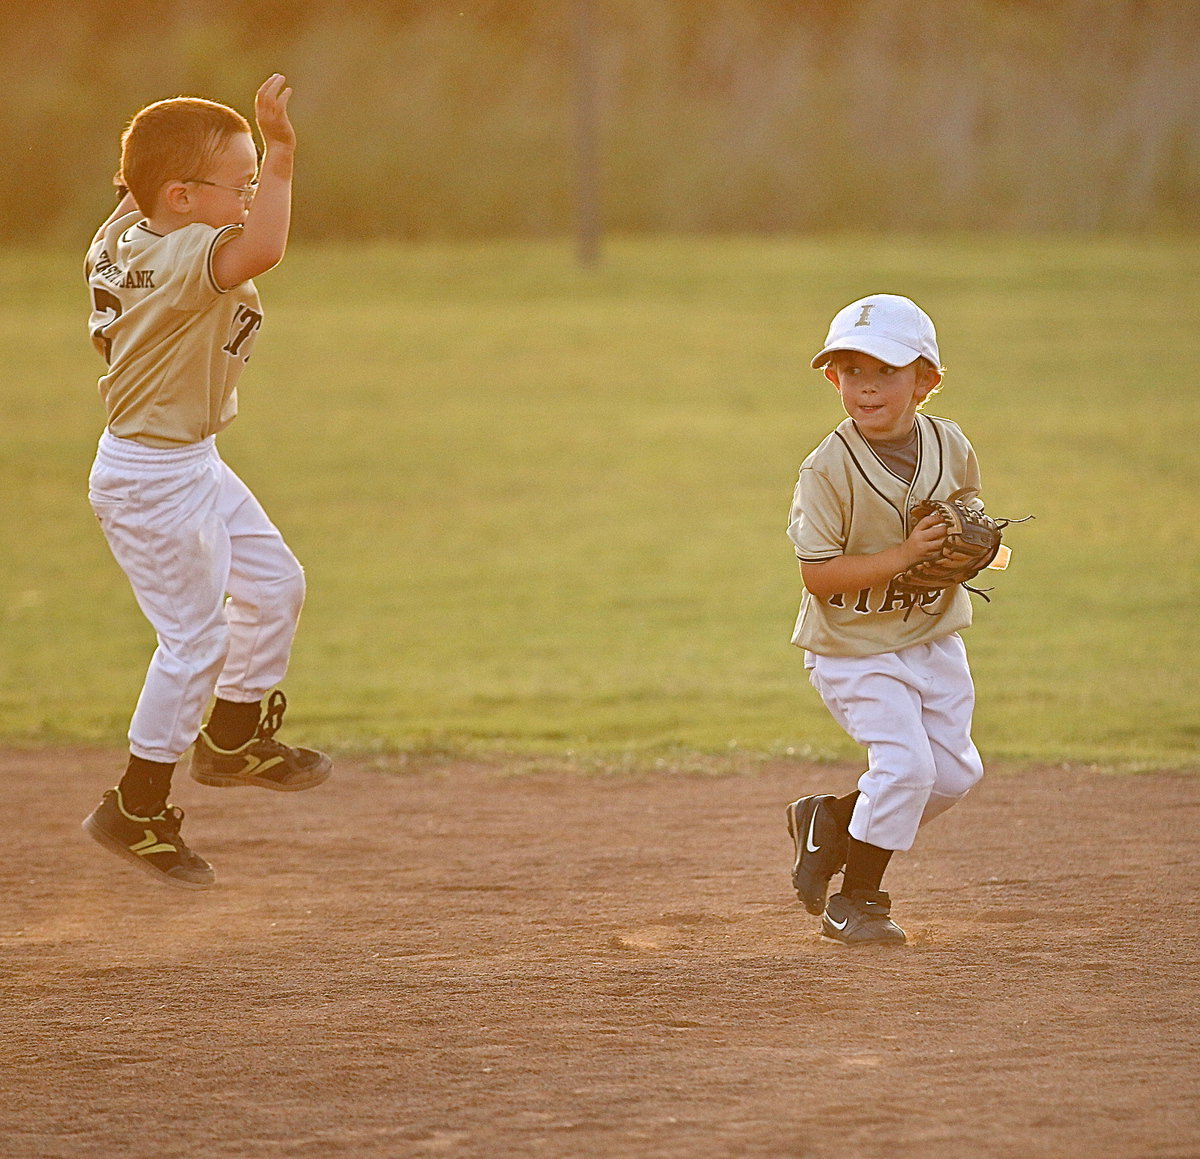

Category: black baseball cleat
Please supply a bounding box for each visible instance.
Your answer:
[821,890,907,946]
[191,689,332,791]
[83,787,215,890]
[786,794,848,915]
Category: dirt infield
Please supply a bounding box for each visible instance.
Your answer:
[1,750,1197,1159]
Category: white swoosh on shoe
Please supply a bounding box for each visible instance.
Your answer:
[826,914,849,930]
[805,806,821,854]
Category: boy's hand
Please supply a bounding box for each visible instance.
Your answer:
[255,74,295,151]
[900,513,948,568]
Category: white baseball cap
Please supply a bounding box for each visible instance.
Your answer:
[810,294,941,370]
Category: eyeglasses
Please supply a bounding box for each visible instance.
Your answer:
[184,178,259,205]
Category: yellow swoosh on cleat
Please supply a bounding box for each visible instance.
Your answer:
[131,829,177,857]
[240,755,286,776]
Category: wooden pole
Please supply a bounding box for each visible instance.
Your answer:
[571,0,602,267]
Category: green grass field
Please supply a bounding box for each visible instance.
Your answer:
[2,237,1196,769]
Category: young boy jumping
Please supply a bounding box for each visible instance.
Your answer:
[785,294,987,945]
[82,75,330,890]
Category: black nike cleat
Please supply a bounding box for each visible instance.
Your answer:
[786,794,848,915]
[821,890,907,946]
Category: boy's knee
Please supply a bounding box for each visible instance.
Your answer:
[275,561,305,617]
[940,750,984,798]
[255,550,305,610]
[158,619,230,678]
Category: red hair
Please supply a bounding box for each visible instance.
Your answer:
[119,97,251,213]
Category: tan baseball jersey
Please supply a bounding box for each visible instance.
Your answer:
[788,413,983,657]
[85,211,262,448]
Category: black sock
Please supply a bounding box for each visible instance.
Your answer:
[118,755,176,817]
[841,837,894,897]
[204,698,263,750]
[827,790,859,831]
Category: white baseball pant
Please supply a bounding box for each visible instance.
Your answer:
[89,431,306,763]
[806,633,984,852]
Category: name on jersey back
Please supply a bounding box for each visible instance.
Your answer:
[93,248,156,290]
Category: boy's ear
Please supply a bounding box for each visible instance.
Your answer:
[158,180,194,215]
[823,365,841,389]
[915,364,942,401]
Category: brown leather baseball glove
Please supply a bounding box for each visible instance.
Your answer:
[893,488,1007,598]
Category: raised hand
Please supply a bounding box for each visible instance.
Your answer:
[255,74,295,151]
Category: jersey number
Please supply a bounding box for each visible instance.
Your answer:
[91,286,122,364]
[223,305,262,360]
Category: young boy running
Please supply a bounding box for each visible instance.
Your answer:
[82,75,330,890]
[785,294,987,945]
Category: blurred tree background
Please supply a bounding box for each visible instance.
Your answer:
[6,0,1200,243]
